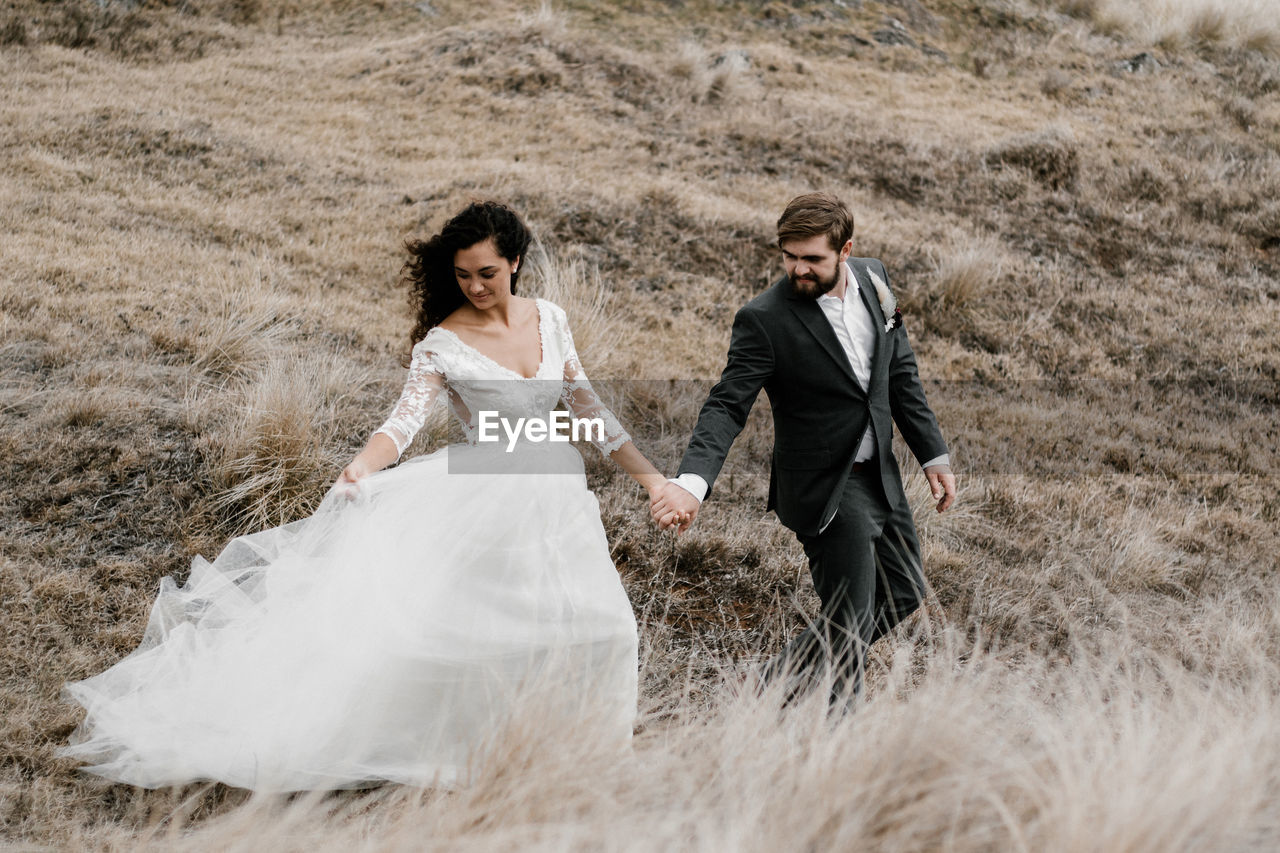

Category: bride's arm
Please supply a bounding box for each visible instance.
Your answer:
[554,312,667,501]
[604,440,668,501]
[334,344,445,490]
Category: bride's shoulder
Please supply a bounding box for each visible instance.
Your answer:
[411,326,454,361]
[534,297,569,326]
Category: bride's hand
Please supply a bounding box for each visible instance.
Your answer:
[332,459,370,499]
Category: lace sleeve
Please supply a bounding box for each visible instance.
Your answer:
[556,311,630,457]
[372,343,446,459]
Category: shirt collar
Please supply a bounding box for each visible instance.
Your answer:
[816,262,858,304]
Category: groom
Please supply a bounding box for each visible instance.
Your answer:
[651,192,956,706]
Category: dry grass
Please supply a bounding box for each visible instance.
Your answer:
[898,234,1007,320]
[1059,0,1280,54]
[46,620,1280,851]
[154,290,294,384]
[3,0,1280,848]
[203,353,371,532]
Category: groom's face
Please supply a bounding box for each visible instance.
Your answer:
[781,234,851,299]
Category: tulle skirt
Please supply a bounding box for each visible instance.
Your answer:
[60,441,639,791]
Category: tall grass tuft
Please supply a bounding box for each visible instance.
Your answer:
[932,240,1004,311]
[1187,5,1228,46]
[1058,0,1280,55]
[208,355,369,533]
[152,290,293,384]
[665,41,751,109]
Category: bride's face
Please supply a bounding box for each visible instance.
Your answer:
[454,238,519,310]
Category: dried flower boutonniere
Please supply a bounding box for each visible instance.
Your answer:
[866,268,902,333]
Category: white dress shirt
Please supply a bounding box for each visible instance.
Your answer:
[816,265,879,463]
[672,262,948,503]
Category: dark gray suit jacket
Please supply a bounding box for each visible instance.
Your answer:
[678,258,948,537]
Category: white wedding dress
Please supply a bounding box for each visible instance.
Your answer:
[61,299,639,791]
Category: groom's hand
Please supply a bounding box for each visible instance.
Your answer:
[650,482,700,534]
[924,464,956,513]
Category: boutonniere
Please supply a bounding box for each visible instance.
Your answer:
[866,268,902,333]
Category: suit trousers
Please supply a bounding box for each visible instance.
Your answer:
[763,458,926,708]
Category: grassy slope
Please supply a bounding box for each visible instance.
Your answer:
[2,0,1279,847]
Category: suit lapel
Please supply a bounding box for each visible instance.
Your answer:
[849,261,885,373]
[786,287,861,388]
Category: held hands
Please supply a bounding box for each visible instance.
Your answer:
[649,481,700,534]
[924,463,957,513]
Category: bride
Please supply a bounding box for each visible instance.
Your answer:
[60,201,676,791]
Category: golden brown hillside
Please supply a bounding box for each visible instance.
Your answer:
[2,0,1279,847]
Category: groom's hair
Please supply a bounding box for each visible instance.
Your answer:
[776,193,854,252]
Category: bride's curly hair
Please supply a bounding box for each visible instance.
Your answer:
[403,201,532,361]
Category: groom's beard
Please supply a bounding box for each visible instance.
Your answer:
[789,266,840,299]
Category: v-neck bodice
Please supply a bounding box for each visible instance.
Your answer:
[432,298,550,380]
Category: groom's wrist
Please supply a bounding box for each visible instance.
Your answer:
[668,473,708,503]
